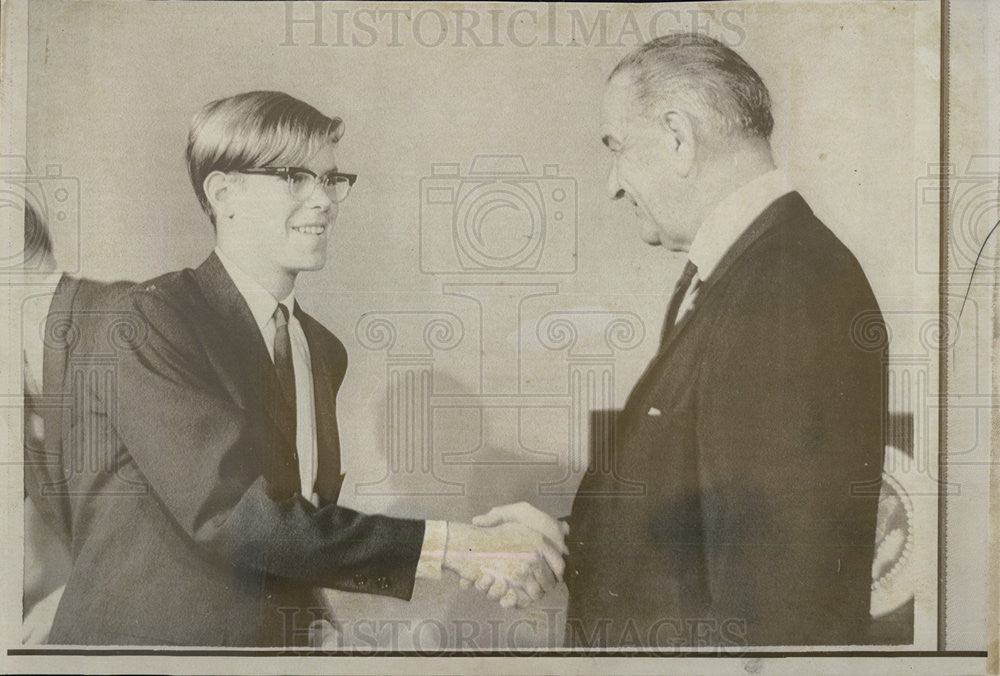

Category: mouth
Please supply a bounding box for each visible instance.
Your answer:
[290,223,327,236]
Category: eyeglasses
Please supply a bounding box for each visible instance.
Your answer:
[240,166,358,203]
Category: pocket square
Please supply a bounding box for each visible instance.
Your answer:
[647,407,662,417]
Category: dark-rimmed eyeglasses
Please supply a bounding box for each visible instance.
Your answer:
[240,167,358,203]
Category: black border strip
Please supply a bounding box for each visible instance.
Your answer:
[4,649,990,658]
[937,0,950,653]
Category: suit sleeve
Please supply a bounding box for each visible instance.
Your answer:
[28,276,132,542]
[26,274,80,543]
[693,258,884,644]
[107,286,425,600]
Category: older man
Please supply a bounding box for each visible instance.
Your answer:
[46,91,564,646]
[562,34,887,647]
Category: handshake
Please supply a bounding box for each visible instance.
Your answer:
[442,502,569,610]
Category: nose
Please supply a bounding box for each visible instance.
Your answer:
[606,160,624,201]
[305,182,337,217]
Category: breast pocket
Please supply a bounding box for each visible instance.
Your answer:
[612,405,693,494]
[627,405,704,558]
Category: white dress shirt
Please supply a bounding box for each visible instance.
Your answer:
[216,247,320,507]
[676,169,794,322]
[214,248,446,579]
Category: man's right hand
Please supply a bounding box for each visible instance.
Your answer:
[471,501,570,551]
[443,521,564,609]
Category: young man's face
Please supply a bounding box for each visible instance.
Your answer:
[227,141,339,279]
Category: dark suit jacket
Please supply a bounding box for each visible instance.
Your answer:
[565,192,887,647]
[26,275,132,544]
[47,253,425,646]
[24,275,131,618]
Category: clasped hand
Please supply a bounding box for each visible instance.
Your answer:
[443,502,569,609]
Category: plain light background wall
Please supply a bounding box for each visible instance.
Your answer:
[23,1,939,648]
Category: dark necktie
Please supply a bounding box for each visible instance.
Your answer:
[660,260,699,346]
[273,303,296,439]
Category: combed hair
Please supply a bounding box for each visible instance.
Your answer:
[610,33,774,143]
[186,91,344,227]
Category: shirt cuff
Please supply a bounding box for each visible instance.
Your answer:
[415,519,448,580]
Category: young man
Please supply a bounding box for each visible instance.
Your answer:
[46,91,564,646]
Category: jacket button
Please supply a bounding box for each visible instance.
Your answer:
[376,576,390,590]
[354,573,368,586]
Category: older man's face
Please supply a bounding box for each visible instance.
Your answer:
[600,74,693,250]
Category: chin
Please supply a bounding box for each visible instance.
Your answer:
[650,222,691,252]
[638,223,662,246]
[285,254,327,273]
[303,256,327,271]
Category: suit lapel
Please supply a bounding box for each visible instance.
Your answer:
[193,253,299,498]
[192,253,271,399]
[295,306,344,505]
[623,192,807,415]
[658,191,807,356]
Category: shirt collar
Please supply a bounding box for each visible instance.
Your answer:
[214,247,295,332]
[687,169,793,281]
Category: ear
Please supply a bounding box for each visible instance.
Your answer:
[657,109,696,177]
[203,171,237,221]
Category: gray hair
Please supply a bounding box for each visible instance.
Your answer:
[610,33,774,143]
